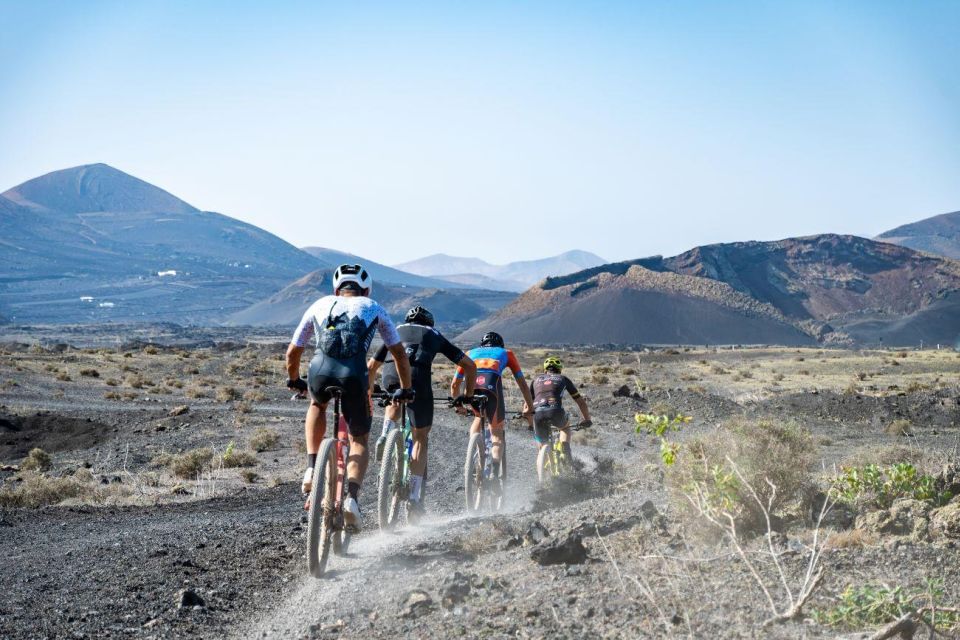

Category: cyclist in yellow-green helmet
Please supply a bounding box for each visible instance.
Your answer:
[529,356,592,460]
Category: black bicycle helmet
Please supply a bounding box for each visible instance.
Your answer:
[405,305,435,327]
[480,331,504,348]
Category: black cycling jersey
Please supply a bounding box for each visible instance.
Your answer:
[529,372,580,410]
[374,323,465,382]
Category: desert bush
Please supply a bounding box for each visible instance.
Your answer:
[242,389,267,402]
[592,365,613,375]
[249,427,280,452]
[813,581,959,631]
[905,380,928,393]
[855,372,867,381]
[216,386,238,402]
[831,463,950,509]
[152,448,214,478]
[711,365,727,375]
[125,374,145,389]
[886,419,912,436]
[589,373,609,385]
[824,529,878,550]
[185,387,208,399]
[121,391,138,400]
[895,350,909,358]
[0,472,94,508]
[105,378,120,386]
[104,391,121,400]
[221,442,257,468]
[21,448,52,472]
[798,369,811,376]
[772,373,785,382]
[56,371,71,382]
[666,419,814,535]
[79,368,100,378]
[144,346,159,355]
[235,401,252,414]
[165,378,184,389]
[737,370,753,379]
[240,470,259,483]
[679,374,700,382]
[620,367,636,376]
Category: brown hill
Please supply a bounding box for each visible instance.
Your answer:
[227,270,514,328]
[460,235,960,347]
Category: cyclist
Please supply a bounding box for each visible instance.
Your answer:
[450,331,534,479]
[285,264,414,532]
[530,356,591,462]
[367,305,477,521]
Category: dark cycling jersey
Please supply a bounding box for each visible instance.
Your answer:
[373,323,465,381]
[374,324,466,428]
[529,372,580,410]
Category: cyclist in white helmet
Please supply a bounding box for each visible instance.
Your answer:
[285,264,413,532]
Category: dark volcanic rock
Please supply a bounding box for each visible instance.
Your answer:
[530,533,588,566]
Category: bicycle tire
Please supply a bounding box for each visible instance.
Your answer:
[306,437,337,578]
[376,428,404,530]
[536,445,551,484]
[493,441,507,511]
[464,432,484,512]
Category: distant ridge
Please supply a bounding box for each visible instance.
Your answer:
[395,250,606,291]
[301,246,486,290]
[877,210,960,259]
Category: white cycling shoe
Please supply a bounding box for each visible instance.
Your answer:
[301,467,313,495]
[343,496,362,532]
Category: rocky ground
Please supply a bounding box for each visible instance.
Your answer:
[2,332,960,639]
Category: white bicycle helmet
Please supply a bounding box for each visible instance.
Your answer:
[332,263,373,294]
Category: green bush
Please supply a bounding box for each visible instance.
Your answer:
[221,442,257,468]
[831,463,951,509]
[813,581,959,631]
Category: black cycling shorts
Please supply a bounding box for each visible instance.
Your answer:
[533,407,569,444]
[471,386,505,427]
[382,372,434,429]
[308,364,371,437]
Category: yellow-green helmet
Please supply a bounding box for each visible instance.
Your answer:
[543,356,563,372]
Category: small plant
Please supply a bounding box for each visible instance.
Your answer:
[249,427,280,452]
[636,412,692,465]
[813,580,960,632]
[240,470,259,483]
[185,387,208,399]
[56,371,71,382]
[105,378,120,386]
[79,368,100,378]
[125,374,145,389]
[242,389,267,402]
[590,373,609,385]
[235,401,253,414]
[104,391,121,400]
[152,448,214,478]
[21,447,52,472]
[221,441,257,468]
[831,462,951,509]
[216,386,238,402]
[711,365,728,375]
[772,373,785,382]
[144,345,159,355]
[886,419,912,437]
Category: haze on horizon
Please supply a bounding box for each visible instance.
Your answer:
[2,1,959,266]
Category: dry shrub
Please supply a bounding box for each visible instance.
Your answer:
[621,367,637,376]
[772,373,785,382]
[841,444,927,471]
[240,470,259,483]
[666,419,815,536]
[711,365,727,375]
[216,386,238,402]
[249,427,280,452]
[895,350,909,358]
[56,371,71,382]
[221,442,257,468]
[21,448,52,472]
[185,387,208,399]
[103,391,121,400]
[121,391,138,400]
[824,529,878,550]
[243,389,267,402]
[79,368,100,378]
[886,419,912,437]
[105,378,120,387]
[590,373,609,385]
[144,345,159,355]
[0,472,93,508]
[235,401,253,414]
[125,374,145,389]
[152,448,214,478]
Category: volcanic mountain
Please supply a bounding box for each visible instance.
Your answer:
[461,235,960,347]
[877,210,960,259]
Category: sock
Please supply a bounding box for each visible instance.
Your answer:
[380,417,396,438]
[348,481,360,501]
[307,453,317,470]
[561,442,572,458]
[410,475,423,502]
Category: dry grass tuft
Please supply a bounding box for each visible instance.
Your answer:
[151,448,214,478]
[216,386,238,402]
[885,419,912,437]
[249,427,280,452]
[221,442,257,468]
[824,529,878,550]
[21,448,52,472]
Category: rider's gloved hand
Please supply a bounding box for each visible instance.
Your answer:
[287,378,308,393]
[579,419,593,429]
[452,394,473,408]
[392,387,416,403]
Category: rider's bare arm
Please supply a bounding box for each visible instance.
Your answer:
[285,343,304,382]
[366,357,381,392]
[457,356,477,396]
[514,373,535,412]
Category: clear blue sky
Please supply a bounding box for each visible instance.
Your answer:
[2,1,958,265]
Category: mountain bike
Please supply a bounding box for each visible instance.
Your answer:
[535,418,591,484]
[305,387,353,578]
[373,392,453,530]
[461,394,507,512]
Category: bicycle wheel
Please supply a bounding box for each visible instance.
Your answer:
[492,441,507,511]
[376,427,404,530]
[306,437,337,578]
[536,445,551,484]
[463,432,484,512]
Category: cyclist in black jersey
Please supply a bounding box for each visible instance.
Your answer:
[529,356,591,461]
[285,264,414,531]
[367,305,477,521]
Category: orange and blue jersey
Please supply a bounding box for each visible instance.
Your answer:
[456,346,523,391]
